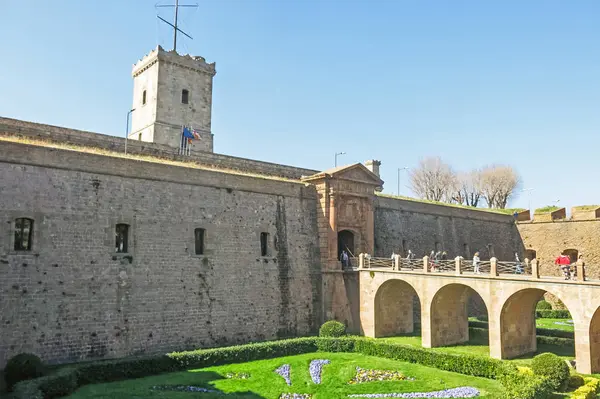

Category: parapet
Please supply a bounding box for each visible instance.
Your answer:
[571,206,600,221]
[533,207,566,222]
[132,45,216,77]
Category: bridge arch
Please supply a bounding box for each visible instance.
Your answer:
[589,307,600,373]
[428,283,489,347]
[499,288,574,359]
[374,279,420,337]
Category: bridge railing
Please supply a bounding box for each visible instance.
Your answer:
[429,259,455,273]
[365,256,394,269]
[496,260,532,276]
[399,258,423,271]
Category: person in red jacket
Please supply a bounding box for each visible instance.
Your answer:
[555,254,572,280]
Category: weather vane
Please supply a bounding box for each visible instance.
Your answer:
[156,0,198,52]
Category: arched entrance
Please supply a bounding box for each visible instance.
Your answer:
[338,230,355,259]
[500,289,574,359]
[524,249,537,261]
[374,279,421,337]
[563,249,579,263]
[429,284,488,347]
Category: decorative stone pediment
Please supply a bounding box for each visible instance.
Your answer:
[301,163,383,188]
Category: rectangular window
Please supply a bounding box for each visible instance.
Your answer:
[142,90,147,105]
[194,228,205,255]
[138,133,142,141]
[14,218,33,251]
[260,232,269,256]
[182,89,189,104]
[115,224,129,253]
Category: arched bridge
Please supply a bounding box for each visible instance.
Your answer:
[358,255,600,374]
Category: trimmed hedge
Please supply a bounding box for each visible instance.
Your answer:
[468,321,574,340]
[569,374,586,389]
[499,372,554,399]
[536,300,552,310]
[4,353,47,391]
[536,310,571,319]
[10,336,521,398]
[318,320,346,337]
[571,377,600,399]
[531,353,570,391]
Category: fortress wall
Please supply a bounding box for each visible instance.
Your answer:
[517,220,600,278]
[0,117,318,180]
[374,196,523,261]
[0,142,322,368]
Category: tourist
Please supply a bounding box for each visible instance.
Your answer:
[514,252,523,274]
[555,253,571,280]
[473,252,481,274]
[341,250,349,269]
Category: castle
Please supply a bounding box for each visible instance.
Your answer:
[1,47,599,369]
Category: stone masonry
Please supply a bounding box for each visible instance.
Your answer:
[0,141,321,367]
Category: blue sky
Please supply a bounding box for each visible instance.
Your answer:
[1,0,598,211]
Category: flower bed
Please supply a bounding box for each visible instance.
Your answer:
[349,367,412,384]
[151,385,219,393]
[280,394,312,399]
[275,364,292,386]
[309,359,330,384]
[347,387,480,398]
[225,371,250,379]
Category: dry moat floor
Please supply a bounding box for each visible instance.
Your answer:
[65,352,501,399]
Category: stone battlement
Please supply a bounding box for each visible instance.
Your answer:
[0,116,318,180]
[132,45,216,77]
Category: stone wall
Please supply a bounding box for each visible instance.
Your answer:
[0,141,322,368]
[0,117,318,180]
[374,196,523,261]
[517,220,600,278]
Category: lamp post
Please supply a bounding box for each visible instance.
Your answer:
[397,167,409,196]
[521,188,534,212]
[125,108,136,155]
[334,152,346,167]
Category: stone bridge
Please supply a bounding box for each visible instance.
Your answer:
[359,256,600,374]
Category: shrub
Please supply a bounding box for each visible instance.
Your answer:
[4,353,47,391]
[468,320,489,329]
[536,300,552,310]
[319,320,346,337]
[569,374,585,389]
[499,372,554,399]
[517,366,533,376]
[536,335,574,347]
[536,327,574,339]
[536,310,572,319]
[531,353,570,391]
[571,377,600,399]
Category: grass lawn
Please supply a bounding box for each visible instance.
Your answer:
[380,334,574,365]
[66,352,502,399]
[536,318,574,332]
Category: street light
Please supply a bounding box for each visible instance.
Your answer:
[397,167,409,196]
[124,108,136,155]
[521,188,534,211]
[334,152,346,167]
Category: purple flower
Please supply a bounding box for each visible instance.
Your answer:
[347,387,480,398]
[151,385,220,393]
[309,359,331,384]
[280,394,312,399]
[275,364,292,386]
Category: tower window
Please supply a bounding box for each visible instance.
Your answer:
[115,224,129,253]
[142,90,147,105]
[138,133,142,141]
[260,232,269,256]
[14,218,33,251]
[194,228,205,255]
[182,89,189,104]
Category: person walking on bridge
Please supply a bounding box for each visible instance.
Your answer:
[473,252,481,274]
[555,253,571,280]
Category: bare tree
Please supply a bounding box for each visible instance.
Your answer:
[409,157,457,202]
[454,170,483,207]
[480,165,521,208]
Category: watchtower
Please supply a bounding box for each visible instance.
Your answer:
[130,46,216,152]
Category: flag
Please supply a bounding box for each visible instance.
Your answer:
[192,129,201,140]
[182,127,194,139]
